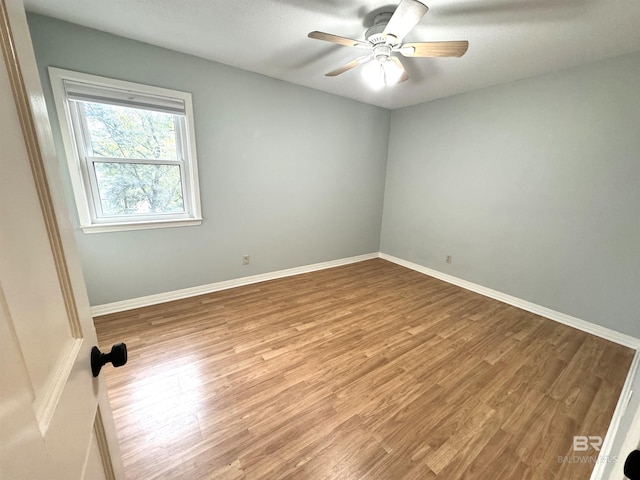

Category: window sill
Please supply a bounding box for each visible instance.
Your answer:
[80,218,202,234]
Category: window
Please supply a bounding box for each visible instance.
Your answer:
[49,68,202,233]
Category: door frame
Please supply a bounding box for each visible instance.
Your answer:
[600,350,640,479]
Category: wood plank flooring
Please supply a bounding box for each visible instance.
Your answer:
[94,259,634,479]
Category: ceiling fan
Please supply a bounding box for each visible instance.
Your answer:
[308,0,468,88]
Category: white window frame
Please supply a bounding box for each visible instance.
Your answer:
[48,67,202,233]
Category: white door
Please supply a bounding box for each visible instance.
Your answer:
[0,0,124,478]
[606,369,640,479]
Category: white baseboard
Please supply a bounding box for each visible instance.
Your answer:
[94,250,640,350]
[379,253,640,350]
[90,252,379,317]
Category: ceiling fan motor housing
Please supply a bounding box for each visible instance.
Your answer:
[365,12,393,45]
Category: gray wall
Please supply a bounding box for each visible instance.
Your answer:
[381,51,640,338]
[27,14,390,306]
[27,14,640,338]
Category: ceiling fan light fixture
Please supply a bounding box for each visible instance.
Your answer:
[362,60,386,90]
[362,56,405,89]
[382,57,405,85]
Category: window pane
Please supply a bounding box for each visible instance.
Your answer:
[94,163,185,216]
[79,101,178,160]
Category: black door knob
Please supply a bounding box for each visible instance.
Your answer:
[626,450,640,480]
[91,343,127,377]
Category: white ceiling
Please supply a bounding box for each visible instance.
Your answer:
[23,0,640,110]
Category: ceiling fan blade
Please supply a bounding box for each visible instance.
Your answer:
[390,56,409,83]
[308,31,370,48]
[325,56,372,77]
[383,0,429,45]
[399,41,469,57]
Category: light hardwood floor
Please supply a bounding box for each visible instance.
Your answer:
[94,259,634,479]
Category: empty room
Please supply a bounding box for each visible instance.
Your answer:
[1,0,640,479]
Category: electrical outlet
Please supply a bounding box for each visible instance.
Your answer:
[242,254,250,265]
[445,255,452,264]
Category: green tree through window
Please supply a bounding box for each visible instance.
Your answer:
[81,102,185,216]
